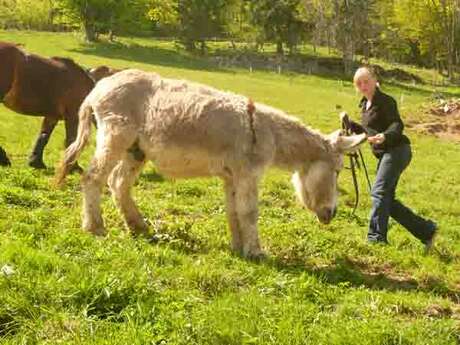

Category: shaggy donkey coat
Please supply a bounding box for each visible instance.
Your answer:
[57,69,366,258]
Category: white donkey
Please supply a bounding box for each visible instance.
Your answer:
[57,69,366,258]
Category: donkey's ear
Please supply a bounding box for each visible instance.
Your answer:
[327,131,367,153]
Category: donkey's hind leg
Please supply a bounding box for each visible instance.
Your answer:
[82,129,133,236]
[108,152,147,236]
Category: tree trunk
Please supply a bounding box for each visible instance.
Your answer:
[200,40,206,54]
[83,21,96,42]
[184,39,196,51]
[82,2,96,42]
[276,41,284,55]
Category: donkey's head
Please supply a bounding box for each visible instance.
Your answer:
[292,131,367,224]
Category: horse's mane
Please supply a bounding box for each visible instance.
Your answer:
[51,56,78,67]
[51,56,95,84]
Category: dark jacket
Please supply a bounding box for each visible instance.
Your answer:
[349,87,410,158]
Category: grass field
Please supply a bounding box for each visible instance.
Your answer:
[0,30,459,344]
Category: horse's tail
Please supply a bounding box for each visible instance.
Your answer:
[55,99,93,186]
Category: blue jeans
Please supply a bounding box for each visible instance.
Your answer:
[368,144,435,244]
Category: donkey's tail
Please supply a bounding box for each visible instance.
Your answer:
[55,99,93,186]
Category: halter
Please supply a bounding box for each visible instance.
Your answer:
[341,114,372,215]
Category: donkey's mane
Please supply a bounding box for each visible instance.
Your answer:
[255,102,332,152]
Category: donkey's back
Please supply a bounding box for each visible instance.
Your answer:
[86,69,271,178]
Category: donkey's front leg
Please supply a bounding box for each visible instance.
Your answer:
[234,174,264,259]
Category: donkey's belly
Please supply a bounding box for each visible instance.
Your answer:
[151,149,224,179]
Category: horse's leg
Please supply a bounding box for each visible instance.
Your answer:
[233,173,264,259]
[108,153,147,235]
[0,146,11,167]
[64,115,83,173]
[28,116,58,169]
[224,176,243,254]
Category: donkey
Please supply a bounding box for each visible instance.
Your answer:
[56,69,366,258]
[0,41,95,169]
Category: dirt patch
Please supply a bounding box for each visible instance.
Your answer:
[209,52,425,83]
[407,99,460,142]
[372,65,423,84]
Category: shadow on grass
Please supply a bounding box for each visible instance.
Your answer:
[70,40,231,74]
[265,255,460,303]
[71,39,460,102]
[140,169,165,183]
[385,79,460,99]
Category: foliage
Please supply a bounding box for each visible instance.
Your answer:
[2,0,460,77]
[249,0,305,54]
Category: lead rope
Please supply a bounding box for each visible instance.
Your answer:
[341,114,372,215]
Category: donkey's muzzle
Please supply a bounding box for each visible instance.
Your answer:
[317,207,337,224]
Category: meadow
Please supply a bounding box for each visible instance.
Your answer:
[0,30,459,344]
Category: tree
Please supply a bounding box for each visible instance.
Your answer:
[390,0,460,78]
[0,0,55,30]
[176,0,230,51]
[298,0,335,53]
[146,0,179,35]
[56,0,151,41]
[250,0,305,54]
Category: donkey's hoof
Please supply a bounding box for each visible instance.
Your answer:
[245,251,267,262]
[28,159,47,169]
[130,227,150,238]
[86,227,107,237]
[127,219,149,238]
[70,163,84,174]
[235,247,267,262]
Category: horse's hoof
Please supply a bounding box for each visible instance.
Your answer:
[0,159,11,167]
[28,158,47,169]
[0,147,11,166]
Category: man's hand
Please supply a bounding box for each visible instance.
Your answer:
[367,133,385,144]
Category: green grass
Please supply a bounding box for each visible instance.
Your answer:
[0,30,459,344]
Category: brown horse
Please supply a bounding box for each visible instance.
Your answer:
[0,146,10,166]
[0,41,95,169]
[88,65,122,82]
